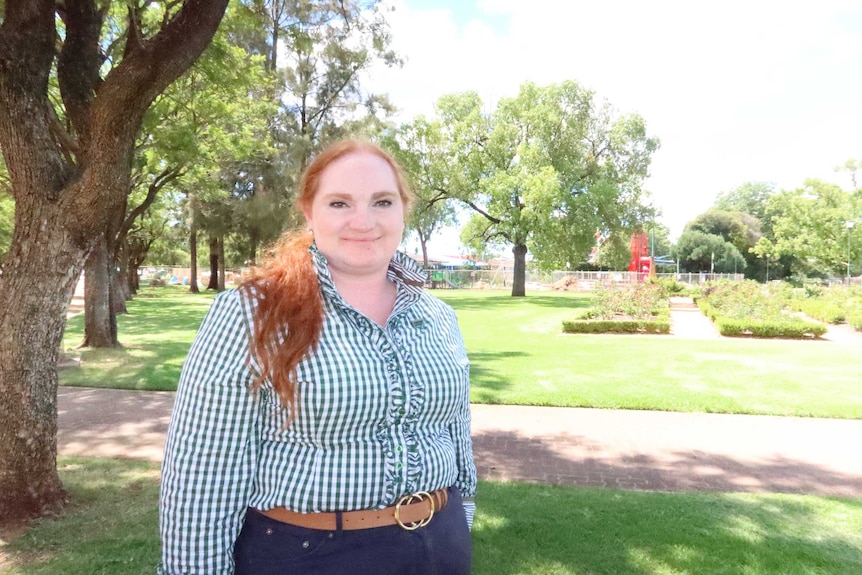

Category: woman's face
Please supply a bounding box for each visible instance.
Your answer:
[303,151,406,280]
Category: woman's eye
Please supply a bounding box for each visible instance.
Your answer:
[375,199,393,207]
[329,201,347,208]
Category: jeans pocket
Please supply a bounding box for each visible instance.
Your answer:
[234,509,333,573]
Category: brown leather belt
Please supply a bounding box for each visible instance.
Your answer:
[258,488,448,531]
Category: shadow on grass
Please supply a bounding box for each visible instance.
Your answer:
[3,457,161,575]
[473,479,862,575]
[59,344,188,391]
[472,430,862,574]
[440,294,592,312]
[469,351,529,403]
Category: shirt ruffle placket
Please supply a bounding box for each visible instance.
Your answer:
[377,315,424,499]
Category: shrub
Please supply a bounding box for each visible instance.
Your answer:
[715,318,827,339]
[697,279,834,339]
[793,299,846,324]
[592,282,668,320]
[562,318,671,334]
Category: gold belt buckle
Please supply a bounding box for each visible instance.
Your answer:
[394,491,435,530]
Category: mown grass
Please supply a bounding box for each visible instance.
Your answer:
[60,286,215,390]
[2,457,860,575]
[60,287,862,419]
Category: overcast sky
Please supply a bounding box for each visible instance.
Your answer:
[366,0,862,251]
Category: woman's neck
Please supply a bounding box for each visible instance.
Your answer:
[330,270,397,326]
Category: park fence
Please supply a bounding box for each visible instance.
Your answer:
[423,269,744,290]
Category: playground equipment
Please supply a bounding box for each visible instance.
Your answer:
[628,231,655,280]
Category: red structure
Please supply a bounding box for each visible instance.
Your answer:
[628,231,654,279]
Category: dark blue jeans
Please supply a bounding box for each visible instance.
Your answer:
[233,487,472,575]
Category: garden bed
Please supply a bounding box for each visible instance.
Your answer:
[562,281,670,335]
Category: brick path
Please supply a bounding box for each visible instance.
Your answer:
[58,386,862,499]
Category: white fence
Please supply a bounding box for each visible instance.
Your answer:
[424,269,744,290]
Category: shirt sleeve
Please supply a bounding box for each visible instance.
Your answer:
[158,290,260,575]
[446,308,478,530]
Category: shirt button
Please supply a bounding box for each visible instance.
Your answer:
[302,541,310,549]
[396,446,403,453]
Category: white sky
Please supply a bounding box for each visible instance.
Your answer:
[367,0,862,252]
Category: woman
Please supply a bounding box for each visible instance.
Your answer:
[158,139,476,575]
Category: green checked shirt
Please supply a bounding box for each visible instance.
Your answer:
[158,246,476,575]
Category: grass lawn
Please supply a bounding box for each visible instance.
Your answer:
[1,457,860,575]
[61,287,862,419]
[61,286,215,391]
[434,290,862,419]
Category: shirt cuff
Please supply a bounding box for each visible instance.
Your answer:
[461,499,476,530]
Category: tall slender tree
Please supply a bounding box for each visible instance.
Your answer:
[0,0,229,523]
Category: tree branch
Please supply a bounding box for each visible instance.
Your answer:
[459,197,503,225]
[118,166,184,246]
[123,5,145,60]
[57,0,105,145]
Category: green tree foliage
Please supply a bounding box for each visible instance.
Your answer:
[686,209,762,279]
[423,81,659,296]
[714,181,774,223]
[255,0,401,171]
[836,158,862,191]
[142,3,278,279]
[674,229,746,274]
[383,117,457,267]
[753,179,861,279]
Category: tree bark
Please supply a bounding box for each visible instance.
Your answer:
[207,235,219,290]
[188,206,199,293]
[512,244,528,297]
[0,0,229,523]
[0,199,82,521]
[81,236,117,348]
[218,234,226,291]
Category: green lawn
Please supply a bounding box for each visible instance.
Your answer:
[434,290,862,419]
[63,287,862,419]
[61,286,215,391]
[2,457,860,575]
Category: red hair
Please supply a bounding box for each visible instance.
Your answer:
[240,139,413,419]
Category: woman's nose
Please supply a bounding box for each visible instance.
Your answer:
[349,207,373,229]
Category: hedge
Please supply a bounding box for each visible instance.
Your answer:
[714,318,827,339]
[562,319,671,334]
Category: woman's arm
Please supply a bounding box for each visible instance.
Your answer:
[446,310,477,529]
[158,290,261,575]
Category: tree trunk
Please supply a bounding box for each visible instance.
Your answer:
[0,0,229,523]
[113,238,131,307]
[511,244,528,297]
[111,266,128,314]
[207,235,219,290]
[128,263,140,294]
[81,236,118,348]
[418,230,429,268]
[0,203,82,521]
[188,207,199,293]
[218,234,226,291]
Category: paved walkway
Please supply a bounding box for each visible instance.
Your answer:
[56,299,862,498]
[58,386,862,499]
